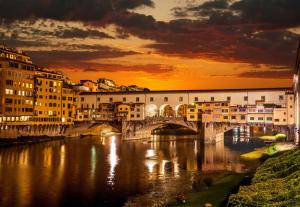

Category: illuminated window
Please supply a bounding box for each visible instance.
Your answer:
[5,89,13,95]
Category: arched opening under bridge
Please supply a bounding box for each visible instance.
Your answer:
[152,123,198,135]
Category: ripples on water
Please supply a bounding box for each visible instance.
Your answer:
[0,127,267,207]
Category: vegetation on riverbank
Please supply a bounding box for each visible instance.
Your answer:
[168,173,247,207]
[259,133,286,141]
[228,148,300,206]
[240,142,296,159]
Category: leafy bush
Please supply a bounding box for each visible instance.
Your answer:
[228,148,300,207]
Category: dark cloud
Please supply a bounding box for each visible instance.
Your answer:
[1,0,299,79]
[198,0,229,10]
[113,12,299,67]
[54,27,114,39]
[80,63,174,74]
[0,0,154,22]
[27,46,139,67]
[231,0,300,26]
[238,69,293,79]
[173,0,300,29]
[1,38,50,48]
[27,48,173,74]
[0,22,114,40]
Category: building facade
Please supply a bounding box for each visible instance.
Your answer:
[79,88,294,126]
[0,47,36,125]
[0,47,78,128]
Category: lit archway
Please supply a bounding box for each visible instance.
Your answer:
[175,104,188,118]
[146,104,159,117]
[159,104,175,117]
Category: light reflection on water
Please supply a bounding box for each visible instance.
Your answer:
[107,136,119,187]
[0,128,267,207]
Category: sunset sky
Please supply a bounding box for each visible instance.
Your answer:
[0,0,299,90]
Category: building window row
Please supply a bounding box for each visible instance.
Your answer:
[5,89,33,97]
[5,107,33,113]
[0,116,31,122]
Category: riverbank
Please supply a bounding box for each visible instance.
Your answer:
[168,173,250,207]
[0,135,66,147]
[240,142,296,159]
[228,147,300,206]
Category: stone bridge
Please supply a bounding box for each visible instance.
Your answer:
[122,117,200,141]
[83,118,248,143]
[75,118,294,143]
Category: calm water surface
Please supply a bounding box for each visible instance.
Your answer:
[0,127,267,207]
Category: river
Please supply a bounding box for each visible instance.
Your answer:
[0,127,268,207]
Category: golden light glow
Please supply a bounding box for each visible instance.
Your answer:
[107,136,119,187]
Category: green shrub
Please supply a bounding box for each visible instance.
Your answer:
[228,148,300,206]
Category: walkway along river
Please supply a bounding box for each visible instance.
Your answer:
[0,127,269,207]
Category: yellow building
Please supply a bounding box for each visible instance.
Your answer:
[61,84,78,124]
[286,93,295,125]
[116,104,130,120]
[187,104,202,121]
[229,105,247,124]
[220,102,230,122]
[273,108,288,125]
[197,101,230,123]
[0,47,36,125]
[33,70,63,124]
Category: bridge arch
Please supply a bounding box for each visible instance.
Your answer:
[87,123,121,136]
[151,122,197,133]
[146,104,159,117]
[122,117,199,140]
[175,104,188,118]
[159,104,175,117]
